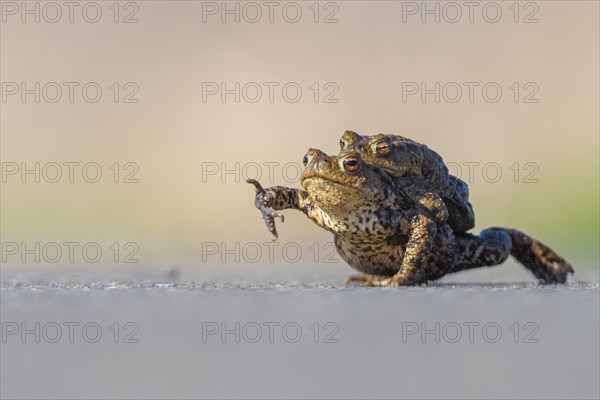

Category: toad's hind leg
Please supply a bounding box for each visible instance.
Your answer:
[452,228,573,284]
[452,228,512,273]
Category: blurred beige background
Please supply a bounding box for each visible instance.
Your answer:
[1,1,598,270]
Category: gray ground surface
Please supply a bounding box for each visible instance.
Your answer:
[1,263,599,400]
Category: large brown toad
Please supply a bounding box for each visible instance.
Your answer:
[247,149,573,286]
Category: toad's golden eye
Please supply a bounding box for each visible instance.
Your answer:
[303,154,309,166]
[375,141,391,155]
[343,156,360,172]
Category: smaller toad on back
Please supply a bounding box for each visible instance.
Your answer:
[340,130,474,233]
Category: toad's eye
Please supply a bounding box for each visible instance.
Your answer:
[303,154,309,166]
[343,156,360,172]
[375,141,391,155]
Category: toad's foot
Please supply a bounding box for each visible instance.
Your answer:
[363,276,403,287]
[350,274,426,287]
[344,274,377,286]
[504,228,574,284]
[247,179,284,241]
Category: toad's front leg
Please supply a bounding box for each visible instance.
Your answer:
[246,179,309,240]
[365,214,437,287]
[403,180,449,226]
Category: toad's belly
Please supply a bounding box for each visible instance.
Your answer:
[334,236,405,276]
[333,227,458,280]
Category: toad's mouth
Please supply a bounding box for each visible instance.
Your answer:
[300,172,361,192]
[301,176,362,209]
[302,178,357,192]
